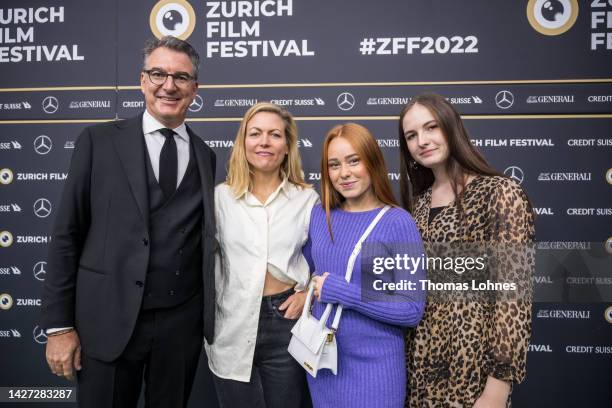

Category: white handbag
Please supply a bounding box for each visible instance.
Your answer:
[288,206,390,377]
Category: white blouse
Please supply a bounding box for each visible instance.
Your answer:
[205,179,319,381]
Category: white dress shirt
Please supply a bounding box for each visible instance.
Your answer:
[205,179,319,381]
[142,109,190,187]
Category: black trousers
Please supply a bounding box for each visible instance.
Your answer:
[213,289,311,408]
[77,291,203,408]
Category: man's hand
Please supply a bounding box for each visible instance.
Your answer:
[46,330,82,381]
[278,291,307,319]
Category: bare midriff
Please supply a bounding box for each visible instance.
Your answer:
[262,271,294,296]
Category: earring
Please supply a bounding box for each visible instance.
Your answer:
[410,160,420,170]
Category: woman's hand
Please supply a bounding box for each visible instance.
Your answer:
[473,394,505,408]
[311,272,330,301]
[278,291,306,319]
[473,376,510,408]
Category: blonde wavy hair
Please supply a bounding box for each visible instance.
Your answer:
[226,102,309,197]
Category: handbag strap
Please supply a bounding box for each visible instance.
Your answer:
[330,205,390,331]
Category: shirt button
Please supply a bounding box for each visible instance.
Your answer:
[175,270,180,276]
[169,290,175,296]
[135,281,143,287]
[178,249,183,255]
[142,238,149,246]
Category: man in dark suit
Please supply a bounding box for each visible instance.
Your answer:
[41,36,216,407]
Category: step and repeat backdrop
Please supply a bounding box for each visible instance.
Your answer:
[1,0,611,407]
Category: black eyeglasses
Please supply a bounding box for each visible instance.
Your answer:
[142,69,196,86]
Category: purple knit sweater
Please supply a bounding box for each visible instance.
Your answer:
[304,204,426,408]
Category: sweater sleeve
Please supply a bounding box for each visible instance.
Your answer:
[319,209,426,327]
[302,237,314,274]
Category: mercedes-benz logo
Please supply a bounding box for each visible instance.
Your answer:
[33,198,52,218]
[33,325,48,344]
[189,94,204,112]
[337,92,356,111]
[34,135,52,155]
[33,261,47,282]
[495,90,514,110]
[504,166,525,185]
[42,96,59,114]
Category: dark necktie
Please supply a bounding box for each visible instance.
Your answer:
[159,128,178,199]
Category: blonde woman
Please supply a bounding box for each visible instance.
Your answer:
[205,102,319,408]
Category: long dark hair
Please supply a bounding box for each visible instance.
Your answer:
[398,93,500,214]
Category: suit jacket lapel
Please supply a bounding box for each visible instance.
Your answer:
[112,114,150,226]
[188,126,214,235]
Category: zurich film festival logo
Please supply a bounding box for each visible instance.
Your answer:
[0,231,14,248]
[527,0,579,36]
[0,293,13,310]
[150,0,196,40]
[0,168,14,185]
[605,306,612,324]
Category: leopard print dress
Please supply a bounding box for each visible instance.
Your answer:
[405,176,535,407]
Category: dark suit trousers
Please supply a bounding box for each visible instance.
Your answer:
[77,291,203,408]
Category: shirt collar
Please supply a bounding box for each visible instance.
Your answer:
[244,177,291,206]
[142,109,189,143]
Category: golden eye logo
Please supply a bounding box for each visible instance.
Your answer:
[0,231,13,248]
[0,168,13,185]
[605,306,612,324]
[150,0,196,40]
[606,237,612,255]
[0,293,13,310]
[527,0,578,36]
[606,168,612,185]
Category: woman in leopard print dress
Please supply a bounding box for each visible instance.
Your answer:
[398,93,535,408]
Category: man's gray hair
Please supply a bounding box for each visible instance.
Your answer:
[142,36,200,79]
